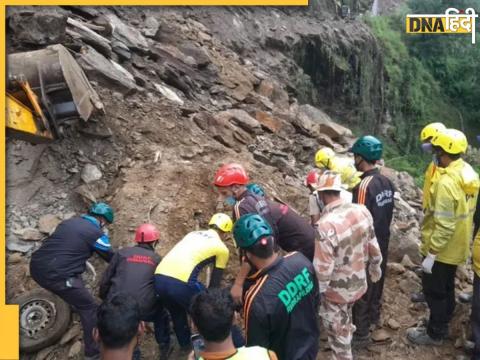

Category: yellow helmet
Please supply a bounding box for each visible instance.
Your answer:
[431,128,468,155]
[315,147,335,168]
[208,213,233,233]
[420,122,446,142]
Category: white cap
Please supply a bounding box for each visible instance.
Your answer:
[316,171,344,192]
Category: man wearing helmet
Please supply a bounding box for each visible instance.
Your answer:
[154,213,232,353]
[30,202,116,360]
[407,129,479,346]
[348,136,395,347]
[314,147,361,190]
[233,214,319,360]
[99,223,171,359]
[213,163,316,305]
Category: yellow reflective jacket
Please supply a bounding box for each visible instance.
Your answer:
[421,158,480,265]
[422,161,440,210]
[329,157,362,191]
[473,229,480,277]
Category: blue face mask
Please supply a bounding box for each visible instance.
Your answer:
[433,153,439,166]
[224,196,237,206]
[421,143,433,154]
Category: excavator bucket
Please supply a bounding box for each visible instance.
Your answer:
[6,44,104,143]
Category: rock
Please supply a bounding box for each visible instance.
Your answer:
[68,341,82,358]
[35,345,56,360]
[81,164,103,184]
[38,214,61,234]
[143,16,160,38]
[398,277,421,295]
[77,45,137,94]
[15,228,44,241]
[389,228,421,264]
[297,104,352,141]
[180,44,211,69]
[256,79,289,109]
[255,111,284,133]
[105,13,148,51]
[400,254,416,269]
[60,324,82,345]
[387,318,401,330]
[154,83,184,105]
[216,109,261,135]
[111,40,131,61]
[9,11,67,45]
[387,262,406,275]
[371,329,391,342]
[7,253,23,264]
[66,17,112,58]
[456,266,470,283]
[63,212,76,220]
[6,236,35,253]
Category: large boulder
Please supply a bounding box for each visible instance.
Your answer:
[297,104,352,141]
[9,11,67,45]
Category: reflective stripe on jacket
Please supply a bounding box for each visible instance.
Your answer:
[421,158,479,265]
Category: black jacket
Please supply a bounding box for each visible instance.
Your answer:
[99,244,161,316]
[474,197,480,237]
[233,192,316,261]
[353,168,395,244]
[243,252,320,360]
[30,216,110,281]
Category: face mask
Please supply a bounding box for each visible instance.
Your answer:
[421,143,433,154]
[224,196,236,206]
[432,153,439,166]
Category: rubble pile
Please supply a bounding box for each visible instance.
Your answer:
[5,5,474,360]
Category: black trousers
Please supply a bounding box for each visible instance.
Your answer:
[353,236,389,337]
[422,260,457,340]
[31,271,99,357]
[472,274,480,359]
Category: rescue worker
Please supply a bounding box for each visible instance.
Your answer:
[30,202,115,360]
[305,169,323,225]
[313,171,383,360]
[246,183,266,197]
[412,122,447,304]
[93,294,145,360]
[154,213,232,352]
[188,288,277,360]
[407,129,479,345]
[98,224,171,360]
[315,147,361,190]
[213,163,316,305]
[232,214,320,360]
[349,135,395,346]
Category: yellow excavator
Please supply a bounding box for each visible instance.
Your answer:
[6,44,104,144]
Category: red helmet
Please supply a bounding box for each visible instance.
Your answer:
[135,224,160,243]
[304,170,320,187]
[213,163,249,187]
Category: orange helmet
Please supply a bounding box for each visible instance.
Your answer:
[135,224,160,243]
[213,163,249,187]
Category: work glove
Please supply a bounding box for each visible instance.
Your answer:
[422,253,436,274]
[369,263,382,283]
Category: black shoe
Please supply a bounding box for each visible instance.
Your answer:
[352,334,372,349]
[411,292,426,303]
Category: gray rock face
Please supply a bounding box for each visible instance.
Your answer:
[9,11,67,45]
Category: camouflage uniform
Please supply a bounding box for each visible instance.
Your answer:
[314,199,382,359]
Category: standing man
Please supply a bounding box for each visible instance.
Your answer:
[349,135,395,346]
[232,214,320,360]
[313,171,382,359]
[214,163,316,305]
[154,213,231,353]
[99,223,171,359]
[315,147,361,191]
[407,129,479,345]
[30,202,115,360]
[305,169,323,225]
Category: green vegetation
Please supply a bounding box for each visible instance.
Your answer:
[364,0,480,183]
